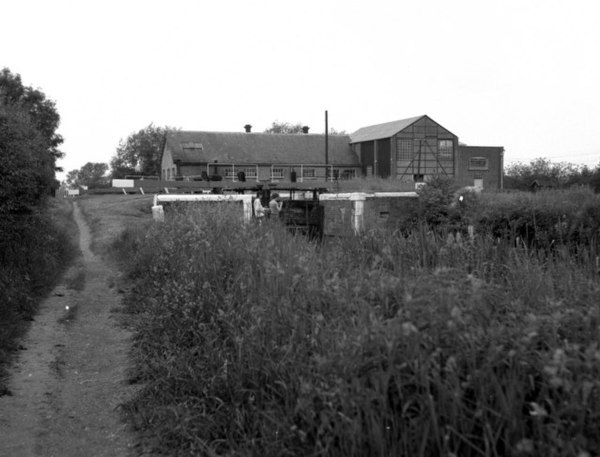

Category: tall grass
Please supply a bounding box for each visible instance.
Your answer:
[0,198,79,392]
[118,199,600,456]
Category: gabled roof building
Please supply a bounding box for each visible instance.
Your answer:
[161,115,504,190]
[350,115,503,189]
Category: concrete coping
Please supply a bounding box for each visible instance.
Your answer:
[319,192,418,201]
[154,194,254,205]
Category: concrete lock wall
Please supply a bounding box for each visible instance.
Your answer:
[320,192,418,236]
[153,194,254,222]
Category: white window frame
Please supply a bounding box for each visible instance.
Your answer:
[302,168,316,178]
[243,167,257,178]
[271,167,284,179]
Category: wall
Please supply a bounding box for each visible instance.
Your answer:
[320,193,418,236]
[161,147,176,180]
[455,146,504,190]
[362,195,418,232]
[392,117,458,182]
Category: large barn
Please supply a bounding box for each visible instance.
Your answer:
[160,115,504,190]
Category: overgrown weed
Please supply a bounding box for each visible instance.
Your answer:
[117,193,600,456]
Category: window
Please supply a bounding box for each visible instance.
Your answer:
[342,169,356,180]
[397,139,413,161]
[271,168,284,179]
[438,140,453,159]
[469,157,489,170]
[181,142,203,151]
[225,168,235,178]
[302,168,315,178]
[243,167,257,178]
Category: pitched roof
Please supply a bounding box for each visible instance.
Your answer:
[349,115,426,143]
[164,131,358,165]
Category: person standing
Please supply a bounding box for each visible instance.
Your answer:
[253,193,267,223]
[269,193,282,219]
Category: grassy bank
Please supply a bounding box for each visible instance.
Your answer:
[75,194,154,256]
[0,198,79,394]
[116,190,600,456]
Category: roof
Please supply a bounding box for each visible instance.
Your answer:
[349,115,425,143]
[458,145,504,155]
[164,131,358,165]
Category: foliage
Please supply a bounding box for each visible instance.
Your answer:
[115,195,600,456]
[415,175,457,227]
[110,123,175,178]
[504,157,600,191]
[0,67,63,165]
[66,162,109,188]
[264,120,306,134]
[264,121,347,135]
[0,68,62,211]
[0,105,54,213]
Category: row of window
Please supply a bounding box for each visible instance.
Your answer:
[222,168,357,179]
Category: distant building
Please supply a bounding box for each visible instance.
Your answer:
[160,115,504,190]
[350,115,503,190]
[160,127,360,183]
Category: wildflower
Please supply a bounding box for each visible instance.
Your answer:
[529,402,548,417]
[402,322,418,336]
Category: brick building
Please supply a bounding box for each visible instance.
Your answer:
[160,115,504,190]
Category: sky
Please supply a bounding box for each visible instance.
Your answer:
[2,0,599,179]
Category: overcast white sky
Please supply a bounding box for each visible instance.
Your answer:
[2,0,599,178]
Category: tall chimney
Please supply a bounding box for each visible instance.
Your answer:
[244,124,252,133]
[302,126,310,134]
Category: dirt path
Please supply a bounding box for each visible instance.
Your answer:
[0,202,136,457]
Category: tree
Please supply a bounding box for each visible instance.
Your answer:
[0,104,53,213]
[329,127,348,136]
[66,162,109,188]
[0,68,62,212]
[0,68,64,167]
[110,124,174,178]
[264,121,348,135]
[264,121,305,134]
[504,157,591,190]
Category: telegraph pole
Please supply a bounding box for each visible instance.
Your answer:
[325,110,329,166]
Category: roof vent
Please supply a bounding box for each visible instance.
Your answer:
[302,126,310,134]
[244,124,252,133]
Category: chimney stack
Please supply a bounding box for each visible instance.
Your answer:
[244,124,252,133]
[302,126,310,134]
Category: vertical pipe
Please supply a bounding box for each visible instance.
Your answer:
[325,110,329,167]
